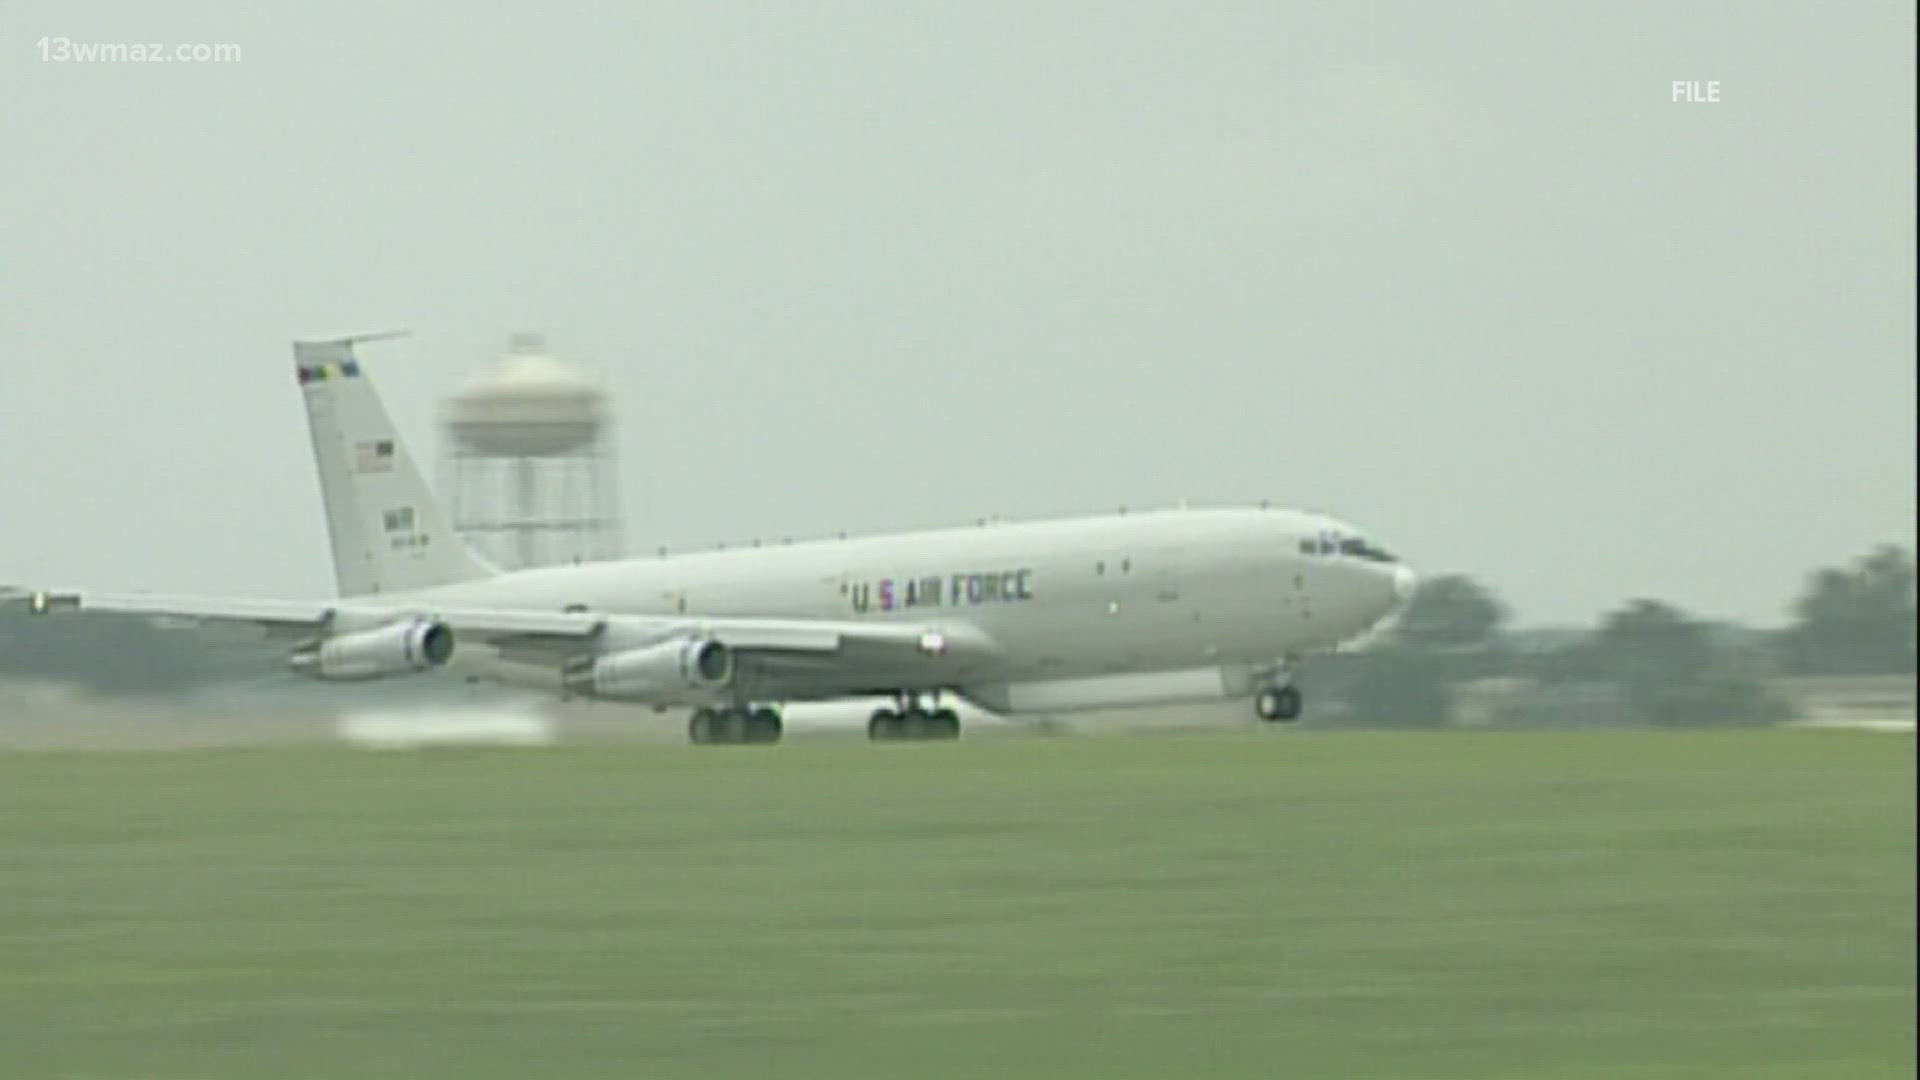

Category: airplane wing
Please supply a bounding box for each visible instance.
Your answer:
[6,588,1002,702]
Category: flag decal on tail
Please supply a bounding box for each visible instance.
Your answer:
[296,360,362,385]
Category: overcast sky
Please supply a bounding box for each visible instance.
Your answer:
[2,2,1912,627]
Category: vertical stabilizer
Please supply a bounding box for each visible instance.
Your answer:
[294,337,494,597]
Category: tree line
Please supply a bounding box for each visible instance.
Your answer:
[1314,545,1916,727]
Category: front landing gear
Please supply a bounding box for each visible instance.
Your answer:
[1254,684,1303,723]
[867,704,961,741]
[689,706,783,745]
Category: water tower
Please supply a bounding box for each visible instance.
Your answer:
[442,333,622,570]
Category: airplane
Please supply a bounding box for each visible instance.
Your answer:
[13,335,1417,745]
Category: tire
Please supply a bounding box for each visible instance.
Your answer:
[1254,689,1279,721]
[689,708,716,745]
[1274,685,1303,720]
[747,707,783,744]
[1255,686,1305,723]
[931,708,961,740]
[868,708,900,741]
[714,708,748,744]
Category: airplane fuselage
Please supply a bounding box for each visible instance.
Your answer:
[407,507,1410,709]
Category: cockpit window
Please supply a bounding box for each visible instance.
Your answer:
[1339,537,1397,563]
[1302,533,1394,561]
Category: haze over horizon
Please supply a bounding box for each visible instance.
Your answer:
[3,2,1913,628]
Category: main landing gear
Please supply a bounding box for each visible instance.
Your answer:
[868,695,961,741]
[1254,682,1304,723]
[689,705,783,746]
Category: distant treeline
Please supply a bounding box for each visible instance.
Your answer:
[0,612,284,693]
[0,610,490,706]
[1302,545,1916,727]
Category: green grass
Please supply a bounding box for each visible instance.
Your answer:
[0,731,1911,1079]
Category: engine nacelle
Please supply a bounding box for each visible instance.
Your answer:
[567,637,733,700]
[291,618,455,681]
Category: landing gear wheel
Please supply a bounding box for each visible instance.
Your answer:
[1255,685,1304,723]
[870,706,959,741]
[746,707,783,744]
[692,707,775,745]
[1274,685,1303,720]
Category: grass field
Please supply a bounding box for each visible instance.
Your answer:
[0,731,1911,1079]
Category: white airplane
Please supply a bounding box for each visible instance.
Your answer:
[16,335,1416,745]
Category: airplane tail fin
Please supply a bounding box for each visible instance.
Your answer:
[293,335,495,598]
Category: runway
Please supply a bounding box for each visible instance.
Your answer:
[0,684,1257,750]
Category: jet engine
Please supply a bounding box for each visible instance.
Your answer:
[290,618,455,681]
[566,637,733,700]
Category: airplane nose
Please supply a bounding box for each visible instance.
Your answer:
[1391,565,1418,605]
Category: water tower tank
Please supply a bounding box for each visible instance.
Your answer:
[446,333,606,457]
[440,334,623,571]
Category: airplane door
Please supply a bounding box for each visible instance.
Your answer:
[1150,549,1185,611]
[1130,546,1193,667]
